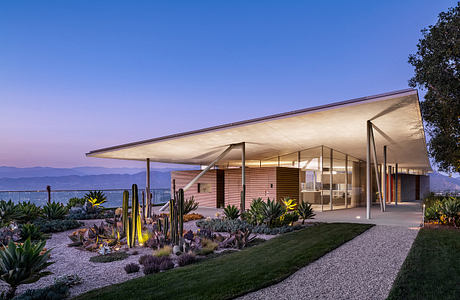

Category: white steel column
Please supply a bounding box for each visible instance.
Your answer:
[329,148,333,210]
[366,121,371,219]
[395,163,398,206]
[383,146,387,211]
[345,154,348,209]
[146,158,151,218]
[369,124,384,212]
[241,142,246,211]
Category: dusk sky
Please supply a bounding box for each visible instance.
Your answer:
[0,0,456,168]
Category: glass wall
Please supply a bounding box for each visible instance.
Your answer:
[216,145,364,211]
[332,150,347,209]
[299,146,322,211]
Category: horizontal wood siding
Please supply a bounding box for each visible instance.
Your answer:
[224,168,277,208]
[171,170,217,208]
[276,167,300,201]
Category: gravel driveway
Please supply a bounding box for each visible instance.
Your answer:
[237,225,419,300]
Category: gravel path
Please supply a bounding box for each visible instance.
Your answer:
[238,225,419,300]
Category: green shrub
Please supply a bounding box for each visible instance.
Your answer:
[89,251,129,263]
[0,240,53,299]
[33,219,82,233]
[0,200,23,226]
[124,263,140,274]
[67,197,86,209]
[154,245,172,257]
[223,205,240,220]
[43,202,67,220]
[183,196,198,215]
[16,202,42,223]
[298,200,316,224]
[280,211,299,226]
[439,197,460,226]
[196,218,301,235]
[19,224,44,242]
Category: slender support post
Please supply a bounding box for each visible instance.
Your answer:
[383,146,387,211]
[330,148,333,210]
[160,144,236,212]
[146,158,151,218]
[366,121,371,219]
[241,142,246,211]
[298,151,301,202]
[369,124,384,212]
[345,154,348,209]
[320,146,324,212]
[395,163,398,205]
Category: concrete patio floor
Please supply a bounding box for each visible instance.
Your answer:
[310,201,423,227]
[155,200,423,227]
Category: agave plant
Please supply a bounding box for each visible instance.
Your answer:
[17,201,43,223]
[223,205,240,220]
[261,198,283,227]
[84,191,107,206]
[183,196,199,215]
[20,223,44,241]
[244,198,266,225]
[298,200,316,224]
[0,200,23,227]
[0,239,53,299]
[43,202,68,220]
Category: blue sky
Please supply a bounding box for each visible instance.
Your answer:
[0,0,456,168]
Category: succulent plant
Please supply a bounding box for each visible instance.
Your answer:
[16,201,42,223]
[183,196,198,215]
[0,239,53,299]
[298,200,316,224]
[43,202,67,220]
[0,200,23,226]
[223,205,240,220]
[20,223,44,241]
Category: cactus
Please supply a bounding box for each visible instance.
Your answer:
[178,188,184,248]
[122,190,129,235]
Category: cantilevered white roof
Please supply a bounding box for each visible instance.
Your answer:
[87,89,431,171]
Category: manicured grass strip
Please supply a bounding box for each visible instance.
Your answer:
[75,223,373,300]
[387,228,460,300]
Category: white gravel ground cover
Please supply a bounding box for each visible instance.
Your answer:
[238,225,419,300]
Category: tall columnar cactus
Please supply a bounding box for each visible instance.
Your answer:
[131,184,140,247]
[178,188,184,248]
[122,190,129,235]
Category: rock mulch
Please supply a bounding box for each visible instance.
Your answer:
[238,225,419,300]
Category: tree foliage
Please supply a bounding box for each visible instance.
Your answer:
[408,3,460,173]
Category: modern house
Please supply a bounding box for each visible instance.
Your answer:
[87,89,431,219]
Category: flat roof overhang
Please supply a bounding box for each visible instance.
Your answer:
[86,89,432,172]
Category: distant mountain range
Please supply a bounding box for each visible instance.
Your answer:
[429,172,460,192]
[0,166,458,192]
[0,166,197,190]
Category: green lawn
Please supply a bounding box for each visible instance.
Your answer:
[75,223,372,300]
[388,227,460,300]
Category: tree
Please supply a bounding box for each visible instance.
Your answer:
[408,3,460,173]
